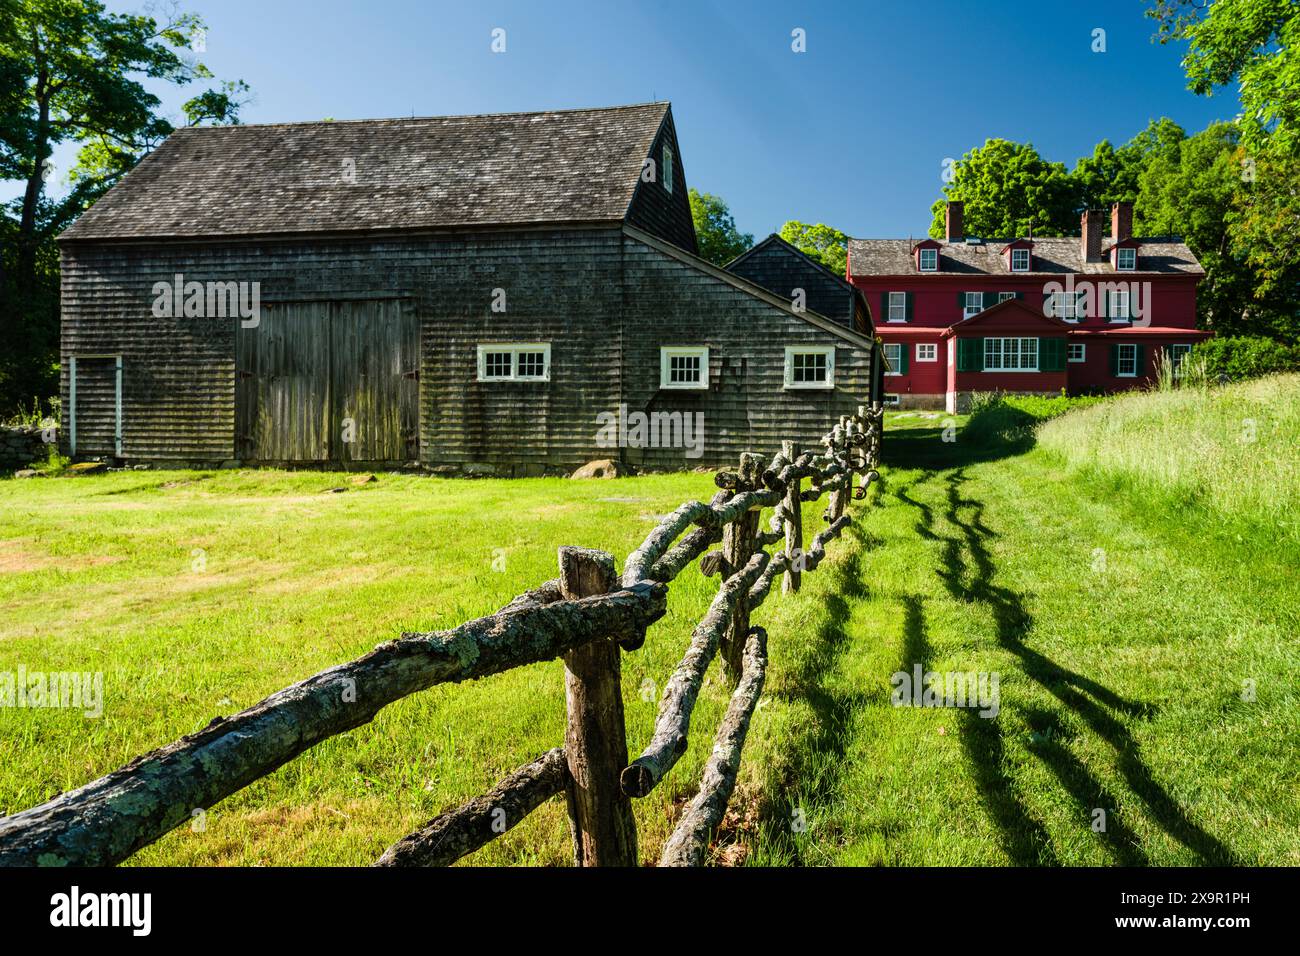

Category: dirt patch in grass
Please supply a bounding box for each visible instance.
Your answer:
[0,540,123,574]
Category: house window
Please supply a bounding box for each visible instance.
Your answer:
[476,343,551,382]
[984,337,1039,371]
[1169,343,1192,376]
[1116,343,1138,377]
[998,292,1016,302]
[916,343,937,362]
[919,248,938,271]
[964,292,983,320]
[888,292,907,322]
[663,144,674,194]
[1068,343,1086,363]
[659,346,709,390]
[883,393,901,407]
[1011,248,1030,272]
[1117,247,1136,271]
[1109,289,1131,322]
[784,345,835,389]
[1047,291,1085,322]
[882,343,902,376]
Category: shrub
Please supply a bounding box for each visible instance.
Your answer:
[1192,335,1300,381]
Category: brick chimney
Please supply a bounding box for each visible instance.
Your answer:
[945,201,964,242]
[1081,209,1105,263]
[1111,201,1133,243]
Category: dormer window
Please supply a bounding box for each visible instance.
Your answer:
[1010,248,1030,272]
[918,248,938,271]
[1117,247,1136,271]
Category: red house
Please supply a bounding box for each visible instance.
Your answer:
[847,201,1209,412]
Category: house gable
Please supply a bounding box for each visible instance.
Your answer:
[940,297,1071,338]
[724,233,866,331]
[623,106,698,254]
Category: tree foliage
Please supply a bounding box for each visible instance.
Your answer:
[928,139,1078,239]
[0,0,248,413]
[778,220,849,278]
[689,187,754,266]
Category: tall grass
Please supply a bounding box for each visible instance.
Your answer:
[1037,373,1300,544]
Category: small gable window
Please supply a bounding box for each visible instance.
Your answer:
[919,248,938,271]
[1011,248,1031,272]
[1117,247,1136,271]
[663,144,674,194]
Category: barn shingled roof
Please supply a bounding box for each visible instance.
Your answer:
[847,236,1204,277]
[60,103,672,241]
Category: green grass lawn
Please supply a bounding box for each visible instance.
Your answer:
[2,389,1296,866]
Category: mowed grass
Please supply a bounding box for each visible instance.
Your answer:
[0,467,834,865]
[3,388,1297,866]
[742,404,1299,865]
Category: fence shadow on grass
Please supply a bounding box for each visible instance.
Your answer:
[929,466,1236,865]
[755,521,876,865]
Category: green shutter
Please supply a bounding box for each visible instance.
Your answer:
[957,292,966,310]
[1041,337,1066,372]
[1015,291,1025,300]
[1134,344,1145,376]
[984,292,999,310]
[897,344,909,374]
[956,337,983,372]
[880,292,888,322]
[1109,343,1120,377]
[904,292,914,323]
[1099,290,1109,320]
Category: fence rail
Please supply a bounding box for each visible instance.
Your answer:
[0,403,884,868]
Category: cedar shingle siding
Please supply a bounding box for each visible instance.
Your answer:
[59,103,876,471]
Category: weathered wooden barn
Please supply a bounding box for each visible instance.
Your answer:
[58,103,879,472]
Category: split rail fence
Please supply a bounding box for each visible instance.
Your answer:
[0,403,884,868]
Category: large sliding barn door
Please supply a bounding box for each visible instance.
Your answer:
[236,299,418,463]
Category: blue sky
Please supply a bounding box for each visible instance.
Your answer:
[30,0,1239,238]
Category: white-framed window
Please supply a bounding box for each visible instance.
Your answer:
[659,346,708,390]
[883,393,901,407]
[984,336,1039,371]
[663,144,674,194]
[998,292,1016,302]
[784,345,835,389]
[1068,343,1086,363]
[888,291,907,322]
[919,248,938,271]
[1047,290,1086,322]
[1169,343,1192,376]
[916,343,938,362]
[476,343,551,382]
[1116,343,1138,377]
[1011,248,1031,272]
[1109,289,1131,322]
[964,292,983,320]
[882,342,903,376]
[1117,247,1136,271]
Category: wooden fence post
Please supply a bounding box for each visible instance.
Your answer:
[720,452,761,685]
[559,546,638,866]
[781,439,802,594]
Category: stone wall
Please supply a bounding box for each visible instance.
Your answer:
[0,425,56,470]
